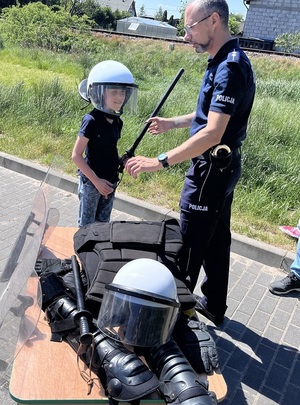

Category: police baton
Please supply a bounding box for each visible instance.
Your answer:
[71,255,93,346]
[118,68,185,172]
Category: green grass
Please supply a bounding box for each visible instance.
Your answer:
[0,39,299,252]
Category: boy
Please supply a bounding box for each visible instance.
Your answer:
[72,60,138,227]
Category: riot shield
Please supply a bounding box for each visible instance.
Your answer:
[0,162,60,387]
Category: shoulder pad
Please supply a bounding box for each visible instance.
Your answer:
[227,50,240,63]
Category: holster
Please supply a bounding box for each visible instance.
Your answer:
[209,145,232,170]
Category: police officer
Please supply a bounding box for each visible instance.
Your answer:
[126,0,256,326]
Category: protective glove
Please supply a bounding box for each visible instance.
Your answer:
[35,258,72,275]
[172,314,220,374]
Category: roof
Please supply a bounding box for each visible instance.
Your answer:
[118,16,177,30]
[96,0,135,13]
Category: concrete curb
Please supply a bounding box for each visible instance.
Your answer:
[0,152,295,271]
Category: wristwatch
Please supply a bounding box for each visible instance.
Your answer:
[157,153,169,168]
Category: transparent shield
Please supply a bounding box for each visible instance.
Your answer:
[0,159,62,387]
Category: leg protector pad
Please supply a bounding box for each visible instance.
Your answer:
[85,331,159,402]
[145,338,217,405]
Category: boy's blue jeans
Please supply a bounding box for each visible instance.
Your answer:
[78,175,115,227]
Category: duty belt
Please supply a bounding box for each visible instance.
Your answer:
[200,145,241,171]
[200,146,241,160]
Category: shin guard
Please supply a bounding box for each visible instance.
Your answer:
[85,330,159,402]
[145,338,217,405]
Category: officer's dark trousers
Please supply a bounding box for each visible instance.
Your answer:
[179,157,241,319]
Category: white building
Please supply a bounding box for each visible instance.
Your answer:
[117,16,177,39]
[243,0,300,41]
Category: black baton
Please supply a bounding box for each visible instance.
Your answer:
[71,255,93,346]
[118,68,185,172]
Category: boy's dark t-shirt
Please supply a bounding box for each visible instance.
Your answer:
[78,109,123,183]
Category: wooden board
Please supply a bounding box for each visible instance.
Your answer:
[9,227,227,404]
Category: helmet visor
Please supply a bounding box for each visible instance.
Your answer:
[88,83,138,116]
[97,284,180,347]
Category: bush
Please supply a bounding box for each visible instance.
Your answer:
[275,31,300,53]
[0,3,93,52]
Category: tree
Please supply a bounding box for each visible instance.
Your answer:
[168,15,174,26]
[76,0,129,30]
[138,5,145,17]
[162,10,168,22]
[176,0,187,36]
[229,13,244,35]
[155,6,163,21]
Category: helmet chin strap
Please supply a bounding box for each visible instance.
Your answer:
[104,111,122,120]
[102,106,123,118]
[80,102,90,111]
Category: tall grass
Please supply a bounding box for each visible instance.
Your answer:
[0,40,299,251]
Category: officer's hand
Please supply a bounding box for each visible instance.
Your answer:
[147,116,174,135]
[125,156,160,179]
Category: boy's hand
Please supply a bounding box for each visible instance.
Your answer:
[95,178,114,199]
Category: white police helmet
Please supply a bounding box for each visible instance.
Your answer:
[78,60,138,116]
[97,258,180,347]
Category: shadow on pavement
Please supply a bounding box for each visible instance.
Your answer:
[210,319,300,404]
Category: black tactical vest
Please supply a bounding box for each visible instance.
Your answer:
[73,219,195,318]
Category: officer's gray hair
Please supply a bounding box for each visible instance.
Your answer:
[187,0,229,26]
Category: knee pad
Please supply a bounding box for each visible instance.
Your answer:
[85,331,159,402]
[145,338,217,405]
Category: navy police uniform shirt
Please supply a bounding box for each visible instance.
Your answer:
[181,39,256,210]
[78,109,123,184]
[190,38,255,149]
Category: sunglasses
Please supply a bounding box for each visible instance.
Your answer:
[184,14,212,36]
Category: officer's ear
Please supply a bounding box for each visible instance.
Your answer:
[211,12,221,26]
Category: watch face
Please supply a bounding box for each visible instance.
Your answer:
[158,153,167,161]
[158,153,169,168]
